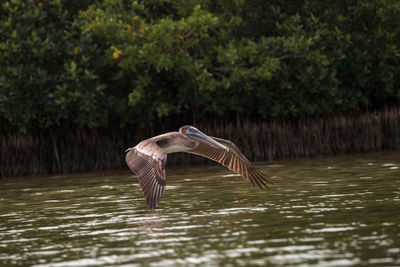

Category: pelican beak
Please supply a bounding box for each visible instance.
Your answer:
[185,128,227,150]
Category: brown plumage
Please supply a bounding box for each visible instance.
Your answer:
[125,126,272,209]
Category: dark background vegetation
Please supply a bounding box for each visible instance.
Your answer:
[1,0,400,176]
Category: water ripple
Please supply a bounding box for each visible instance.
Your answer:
[0,152,400,266]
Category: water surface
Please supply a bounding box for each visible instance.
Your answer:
[1,152,400,266]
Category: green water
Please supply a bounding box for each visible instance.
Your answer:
[1,152,400,266]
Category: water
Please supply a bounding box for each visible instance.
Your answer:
[1,152,400,266]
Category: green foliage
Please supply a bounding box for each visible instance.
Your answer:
[1,0,400,132]
[0,0,109,131]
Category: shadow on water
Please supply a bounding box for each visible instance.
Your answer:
[0,152,400,266]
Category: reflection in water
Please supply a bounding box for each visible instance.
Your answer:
[0,152,400,266]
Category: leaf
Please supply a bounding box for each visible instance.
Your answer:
[70,61,77,73]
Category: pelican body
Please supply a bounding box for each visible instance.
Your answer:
[125,125,271,209]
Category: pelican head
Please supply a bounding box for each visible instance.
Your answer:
[179,125,227,150]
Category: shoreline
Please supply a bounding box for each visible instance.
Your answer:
[1,107,399,178]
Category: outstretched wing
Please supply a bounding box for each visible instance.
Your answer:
[185,137,272,190]
[125,142,167,209]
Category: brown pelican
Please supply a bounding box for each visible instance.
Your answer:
[125,125,271,209]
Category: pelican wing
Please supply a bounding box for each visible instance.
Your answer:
[185,137,272,190]
[125,142,167,209]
